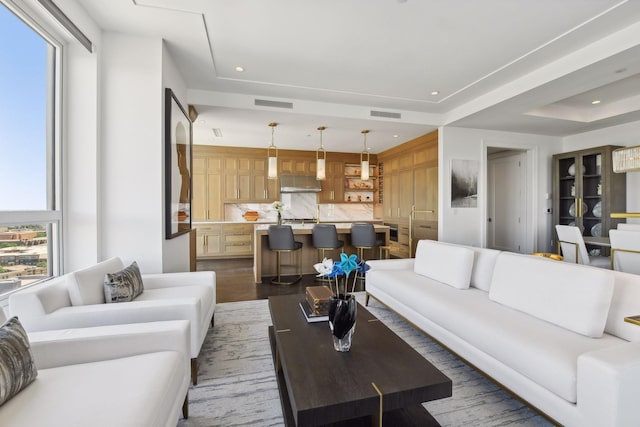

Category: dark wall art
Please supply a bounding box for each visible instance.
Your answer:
[451,159,479,208]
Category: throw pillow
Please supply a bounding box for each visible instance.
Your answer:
[0,316,38,406]
[103,261,144,303]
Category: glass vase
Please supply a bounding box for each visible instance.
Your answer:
[328,294,357,352]
[277,212,282,225]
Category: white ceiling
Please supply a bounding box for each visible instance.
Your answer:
[79,0,640,153]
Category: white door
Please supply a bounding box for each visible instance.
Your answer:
[488,151,526,252]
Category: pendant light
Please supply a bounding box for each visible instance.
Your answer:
[360,130,370,180]
[316,126,327,180]
[267,122,278,179]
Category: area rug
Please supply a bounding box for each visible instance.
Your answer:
[178,294,552,427]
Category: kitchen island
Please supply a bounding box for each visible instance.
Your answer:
[253,223,389,283]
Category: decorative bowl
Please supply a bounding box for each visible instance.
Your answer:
[243,211,259,221]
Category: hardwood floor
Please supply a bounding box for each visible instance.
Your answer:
[197,257,352,303]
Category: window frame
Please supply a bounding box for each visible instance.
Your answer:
[0,0,64,296]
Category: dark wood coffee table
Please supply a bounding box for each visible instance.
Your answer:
[268,294,452,426]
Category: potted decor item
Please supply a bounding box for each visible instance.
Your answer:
[271,200,284,225]
[314,254,370,351]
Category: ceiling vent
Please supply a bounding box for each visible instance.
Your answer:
[370,110,401,119]
[254,99,294,109]
[212,128,223,138]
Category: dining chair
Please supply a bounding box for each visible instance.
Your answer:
[555,225,610,269]
[617,223,640,231]
[609,229,640,274]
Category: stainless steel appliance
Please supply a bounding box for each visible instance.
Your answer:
[385,223,399,242]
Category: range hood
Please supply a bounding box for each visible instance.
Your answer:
[279,174,322,193]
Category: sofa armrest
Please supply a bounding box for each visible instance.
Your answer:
[28,320,190,371]
[367,258,415,271]
[577,342,640,426]
[142,271,216,290]
[19,299,203,357]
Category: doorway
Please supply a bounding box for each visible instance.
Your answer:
[487,149,527,252]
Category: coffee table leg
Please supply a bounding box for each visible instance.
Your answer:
[371,382,383,427]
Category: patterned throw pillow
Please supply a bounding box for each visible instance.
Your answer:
[103,261,144,303]
[0,316,38,406]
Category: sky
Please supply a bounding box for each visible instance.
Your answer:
[0,3,49,210]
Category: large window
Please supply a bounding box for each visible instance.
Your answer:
[0,1,61,297]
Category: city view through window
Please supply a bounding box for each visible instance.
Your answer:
[0,3,58,297]
[0,226,49,294]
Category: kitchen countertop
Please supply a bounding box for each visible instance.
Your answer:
[253,224,390,283]
[193,220,382,225]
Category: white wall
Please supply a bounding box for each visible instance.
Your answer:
[439,126,560,252]
[61,3,101,271]
[161,41,191,272]
[562,120,640,216]
[100,33,165,272]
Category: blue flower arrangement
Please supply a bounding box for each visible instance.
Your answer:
[313,253,370,296]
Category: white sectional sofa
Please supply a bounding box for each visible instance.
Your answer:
[9,257,216,384]
[0,311,191,427]
[365,240,640,427]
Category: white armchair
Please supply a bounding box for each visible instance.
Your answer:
[9,257,216,384]
[0,310,191,427]
[555,225,610,269]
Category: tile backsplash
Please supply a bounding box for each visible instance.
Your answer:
[224,192,374,222]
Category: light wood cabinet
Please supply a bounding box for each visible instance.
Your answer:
[378,130,439,258]
[224,156,277,203]
[280,158,317,175]
[251,158,278,202]
[552,145,626,249]
[196,223,254,259]
[222,223,254,257]
[195,224,223,257]
[318,161,345,203]
[192,156,223,221]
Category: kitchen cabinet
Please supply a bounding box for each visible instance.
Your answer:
[192,155,223,221]
[280,158,316,175]
[195,224,223,257]
[552,145,626,247]
[196,223,254,259]
[318,161,344,203]
[379,130,439,258]
[222,223,254,257]
[250,158,279,202]
[382,155,412,219]
[224,156,277,202]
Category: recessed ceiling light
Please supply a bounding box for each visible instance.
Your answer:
[430,91,440,96]
[393,134,399,138]
[591,100,601,105]
[235,66,244,72]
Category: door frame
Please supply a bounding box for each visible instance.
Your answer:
[480,140,538,254]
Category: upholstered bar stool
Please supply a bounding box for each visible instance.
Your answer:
[312,224,344,281]
[351,223,383,260]
[268,225,303,285]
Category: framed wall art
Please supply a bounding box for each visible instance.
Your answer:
[164,88,192,239]
[451,159,479,208]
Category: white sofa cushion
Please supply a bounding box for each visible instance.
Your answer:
[0,351,184,427]
[466,246,501,291]
[489,253,614,338]
[413,240,474,289]
[68,257,124,306]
